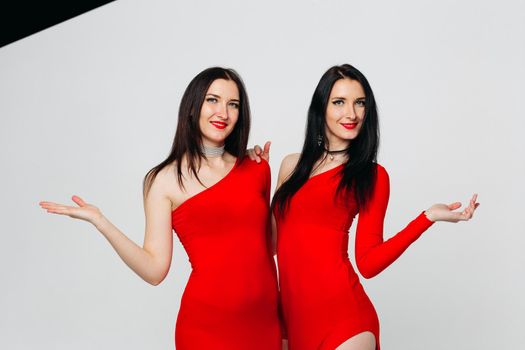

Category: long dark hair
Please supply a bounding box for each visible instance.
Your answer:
[272,64,380,215]
[143,67,251,198]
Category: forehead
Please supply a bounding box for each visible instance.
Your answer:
[206,79,239,98]
[330,78,365,97]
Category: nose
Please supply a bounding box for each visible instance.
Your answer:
[346,105,357,121]
[215,102,229,120]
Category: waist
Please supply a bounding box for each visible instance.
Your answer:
[181,271,279,312]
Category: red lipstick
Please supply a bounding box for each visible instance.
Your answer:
[341,123,358,130]
[211,121,227,129]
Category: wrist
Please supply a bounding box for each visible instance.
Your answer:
[91,213,108,230]
[424,209,436,222]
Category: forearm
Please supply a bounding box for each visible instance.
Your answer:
[357,211,434,278]
[93,215,165,285]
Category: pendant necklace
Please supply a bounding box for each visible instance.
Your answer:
[325,147,350,161]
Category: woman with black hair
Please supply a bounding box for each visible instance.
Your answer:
[251,64,478,350]
[39,67,282,349]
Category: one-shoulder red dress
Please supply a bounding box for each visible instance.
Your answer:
[172,158,281,349]
[275,163,434,350]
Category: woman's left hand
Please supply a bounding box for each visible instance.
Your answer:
[424,194,479,223]
[246,141,271,163]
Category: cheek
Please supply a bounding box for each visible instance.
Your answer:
[229,109,240,124]
[326,109,341,127]
[198,113,208,128]
[357,109,366,120]
[200,104,214,118]
[199,105,216,125]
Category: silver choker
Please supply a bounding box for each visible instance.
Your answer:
[201,145,225,157]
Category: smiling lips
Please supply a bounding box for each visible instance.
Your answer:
[341,122,358,130]
[211,121,227,129]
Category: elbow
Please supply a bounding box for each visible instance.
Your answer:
[146,271,168,286]
[148,276,165,286]
[357,262,379,280]
[148,278,162,286]
[144,257,171,286]
[359,271,376,280]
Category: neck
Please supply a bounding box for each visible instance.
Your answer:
[324,145,350,153]
[324,140,350,152]
[201,139,225,158]
[322,138,350,162]
[323,132,350,151]
[201,144,225,157]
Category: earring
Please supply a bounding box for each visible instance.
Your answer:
[317,134,323,147]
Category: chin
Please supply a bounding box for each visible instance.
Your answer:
[346,129,362,139]
[336,132,359,141]
[202,132,230,145]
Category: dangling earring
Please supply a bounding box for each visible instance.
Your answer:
[317,134,323,147]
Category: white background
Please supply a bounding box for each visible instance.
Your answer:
[1,0,524,349]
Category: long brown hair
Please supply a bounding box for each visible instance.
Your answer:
[143,67,251,198]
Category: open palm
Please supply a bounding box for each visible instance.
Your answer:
[39,195,102,223]
[425,194,479,223]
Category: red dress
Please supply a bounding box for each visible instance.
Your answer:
[276,163,434,350]
[171,158,281,349]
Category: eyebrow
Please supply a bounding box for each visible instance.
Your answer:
[331,96,366,100]
[206,93,240,102]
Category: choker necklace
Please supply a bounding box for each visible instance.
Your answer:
[202,144,225,157]
[324,147,350,161]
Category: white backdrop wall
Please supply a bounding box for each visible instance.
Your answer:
[1,0,523,349]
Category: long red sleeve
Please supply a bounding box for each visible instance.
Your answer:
[355,164,434,279]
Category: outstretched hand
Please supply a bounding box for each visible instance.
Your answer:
[247,141,271,163]
[424,194,479,223]
[39,195,103,224]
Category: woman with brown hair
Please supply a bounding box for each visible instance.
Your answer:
[40,67,282,349]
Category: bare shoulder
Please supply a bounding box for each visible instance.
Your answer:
[155,163,177,185]
[277,153,301,187]
[145,163,181,208]
[282,153,300,167]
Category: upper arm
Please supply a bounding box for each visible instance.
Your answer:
[271,154,299,255]
[359,164,390,219]
[354,164,390,276]
[256,159,277,255]
[260,159,272,202]
[276,153,300,190]
[355,165,390,259]
[142,168,174,278]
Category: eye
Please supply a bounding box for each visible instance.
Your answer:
[206,97,218,103]
[229,101,240,109]
[355,99,366,107]
[332,99,344,106]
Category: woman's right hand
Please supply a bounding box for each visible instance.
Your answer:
[39,195,103,224]
[40,192,173,286]
[246,141,271,163]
